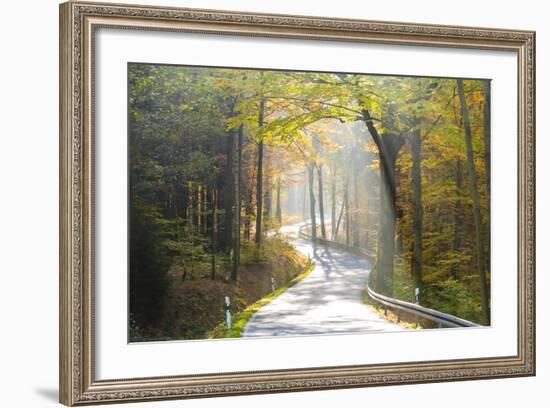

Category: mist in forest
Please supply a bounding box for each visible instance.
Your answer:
[128,63,491,341]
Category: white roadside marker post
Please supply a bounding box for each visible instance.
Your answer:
[415,287,420,327]
[225,296,231,329]
[271,276,276,292]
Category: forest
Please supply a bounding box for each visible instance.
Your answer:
[128,63,491,342]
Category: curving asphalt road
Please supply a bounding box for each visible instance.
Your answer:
[243,224,405,337]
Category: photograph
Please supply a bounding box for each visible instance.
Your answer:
[0,0,544,404]
[128,63,491,342]
[56,1,535,404]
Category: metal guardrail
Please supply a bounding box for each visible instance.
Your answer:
[297,222,480,328]
[297,223,311,240]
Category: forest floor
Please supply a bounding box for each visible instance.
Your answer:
[208,258,314,339]
[134,236,312,342]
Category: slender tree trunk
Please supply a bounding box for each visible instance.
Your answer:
[223,130,235,252]
[263,146,272,229]
[202,185,209,237]
[457,79,490,325]
[210,188,217,280]
[293,183,297,217]
[410,128,423,295]
[395,226,404,256]
[298,184,304,220]
[231,125,243,282]
[334,199,345,241]
[264,176,272,228]
[303,169,308,221]
[275,176,282,226]
[364,164,370,251]
[317,164,326,239]
[255,99,265,246]
[307,164,317,243]
[482,80,491,293]
[186,182,192,232]
[244,149,255,242]
[330,162,337,240]
[483,80,491,202]
[344,154,351,247]
[197,184,202,233]
[451,159,463,280]
[203,185,207,234]
[352,150,360,247]
[244,198,252,242]
[196,187,201,232]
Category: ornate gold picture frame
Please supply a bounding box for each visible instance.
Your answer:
[59,1,535,405]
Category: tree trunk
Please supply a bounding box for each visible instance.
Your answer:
[451,159,463,280]
[210,188,217,280]
[197,184,202,233]
[231,125,243,282]
[483,80,491,202]
[352,149,360,247]
[362,110,404,297]
[410,128,423,295]
[203,185,207,233]
[244,199,252,242]
[223,130,235,252]
[364,164,370,251]
[244,148,255,242]
[377,151,397,296]
[457,79,490,325]
[330,162,337,240]
[303,169,308,222]
[275,176,282,226]
[482,80,491,293]
[334,199,345,241]
[187,181,193,232]
[307,164,317,243]
[255,99,265,246]
[344,155,350,247]
[264,176,272,228]
[317,164,326,239]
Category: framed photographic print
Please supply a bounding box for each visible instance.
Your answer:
[59,1,536,405]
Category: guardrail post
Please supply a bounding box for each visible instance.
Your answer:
[415,287,420,327]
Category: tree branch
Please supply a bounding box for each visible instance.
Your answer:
[264,95,377,118]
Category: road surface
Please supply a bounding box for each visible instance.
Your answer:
[243,224,405,337]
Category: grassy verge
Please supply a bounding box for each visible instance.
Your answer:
[208,260,314,339]
[362,287,421,330]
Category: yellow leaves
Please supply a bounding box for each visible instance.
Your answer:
[369,157,381,170]
[364,140,379,154]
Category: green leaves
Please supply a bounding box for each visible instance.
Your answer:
[129,62,491,330]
